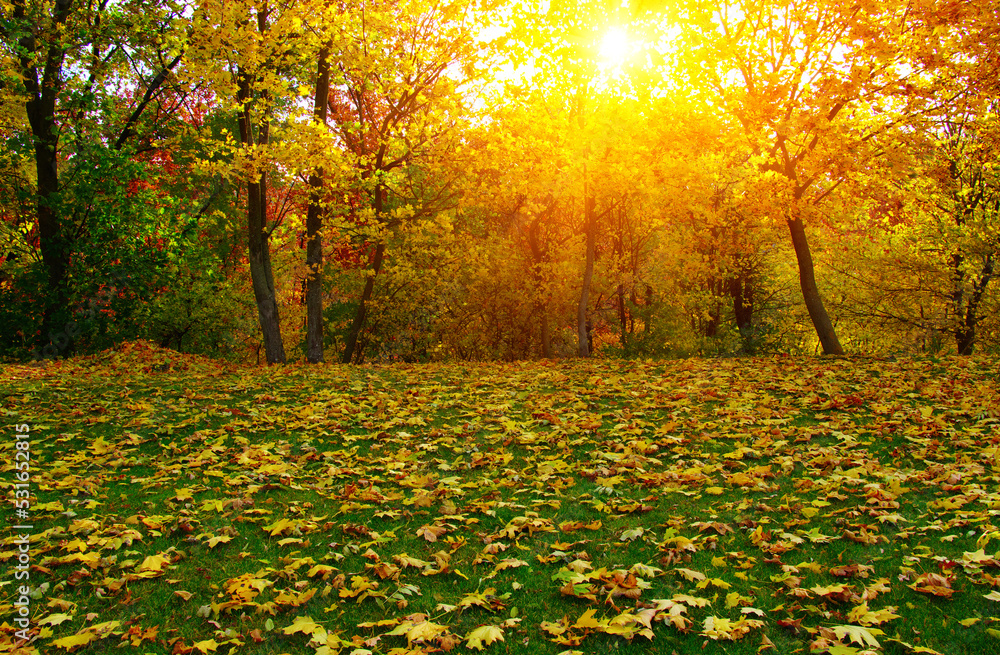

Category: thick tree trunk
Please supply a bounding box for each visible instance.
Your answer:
[577,196,596,357]
[246,175,286,364]
[954,252,995,355]
[956,322,975,356]
[17,0,71,349]
[238,69,286,365]
[31,117,63,292]
[305,47,331,364]
[786,212,844,355]
[342,242,386,363]
[32,105,68,350]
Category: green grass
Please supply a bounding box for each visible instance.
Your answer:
[1,343,999,655]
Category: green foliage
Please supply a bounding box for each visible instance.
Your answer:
[0,146,172,358]
[144,261,252,359]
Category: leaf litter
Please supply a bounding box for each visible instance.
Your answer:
[0,343,998,654]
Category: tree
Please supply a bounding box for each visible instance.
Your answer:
[304,46,331,363]
[185,0,331,364]
[0,0,186,354]
[326,0,494,363]
[926,108,999,354]
[829,99,1000,355]
[661,0,984,354]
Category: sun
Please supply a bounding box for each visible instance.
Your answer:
[598,27,633,68]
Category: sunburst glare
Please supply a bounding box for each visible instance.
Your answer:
[598,27,633,68]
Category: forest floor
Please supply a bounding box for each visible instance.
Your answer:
[1,341,999,655]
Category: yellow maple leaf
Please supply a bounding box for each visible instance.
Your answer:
[696,577,732,590]
[573,608,602,630]
[493,558,529,573]
[274,587,317,607]
[282,615,325,638]
[405,620,449,645]
[50,621,121,650]
[51,632,96,650]
[417,523,449,542]
[47,599,76,612]
[90,436,113,455]
[207,534,232,548]
[674,568,706,582]
[225,573,270,602]
[727,472,755,486]
[702,616,764,641]
[191,638,219,653]
[264,518,296,536]
[38,613,74,626]
[136,553,170,575]
[847,601,901,625]
[672,594,711,607]
[466,625,504,650]
[86,620,121,635]
[307,564,339,578]
[831,624,883,648]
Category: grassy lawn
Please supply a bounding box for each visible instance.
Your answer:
[1,342,999,655]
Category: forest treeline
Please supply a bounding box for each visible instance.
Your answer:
[1,0,998,363]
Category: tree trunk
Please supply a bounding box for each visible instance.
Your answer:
[32,100,69,351]
[342,179,387,364]
[305,46,331,364]
[954,252,995,355]
[238,68,286,365]
[644,284,653,335]
[525,217,552,359]
[956,320,975,356]
[577,196,596,357]
[701,289,721,338]
[617,284,628,349]
[246,174,286,364]
[540,307,551,358]
[17,0,72,350]
[951,252,968,354]
[786,211,844,355]
[730,270,755,345]
[342,242,386,363]
[30,107,64,294]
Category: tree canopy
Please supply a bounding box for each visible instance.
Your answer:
[2,0,998,362]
